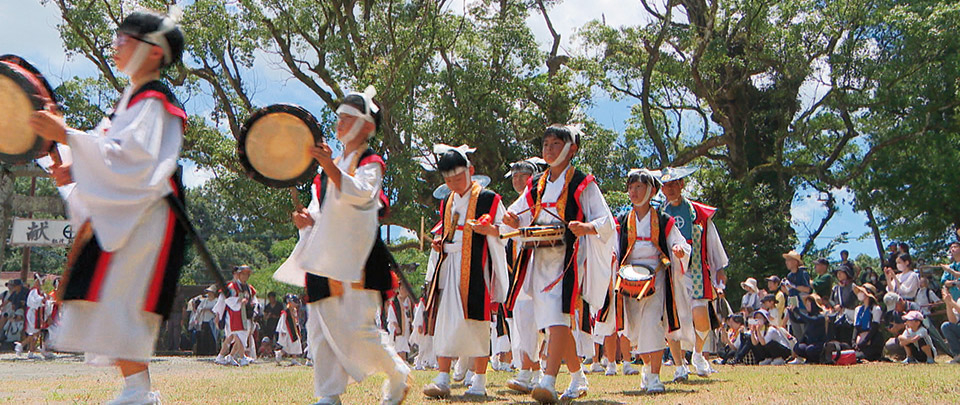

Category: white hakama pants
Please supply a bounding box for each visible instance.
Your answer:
[623,274,667,354]
[508,298,540,363]
[528,246,570,330]
[51,200,169,363]
[307,287,408,397]
[431,246,491,358]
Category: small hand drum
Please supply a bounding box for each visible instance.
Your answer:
[616,263,657,300]
[500,225,565,248]
[0,55,58,165]
[238,104,322,188]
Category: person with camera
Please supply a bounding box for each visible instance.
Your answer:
[748,310,792,365]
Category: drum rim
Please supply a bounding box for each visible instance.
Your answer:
[619,263,655,280]
[237,103,322,188]
[0,61,48,164]
[0,55,59,105]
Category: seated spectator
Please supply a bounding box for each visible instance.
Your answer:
[915,277,951,356]
[885,254,919,301]
[718,314,746,364]
[898,311,935,363]
[941,242,960,301]
[830,265,858,344]
[883,292,921,360]
[2,309,25,351]
[759,295,783,328]
[740,278,762,312]
[749,310,792,365]
[764,276,787,327]
[788,294,836,364]
[940,285,960,364]
[853,284,885,361]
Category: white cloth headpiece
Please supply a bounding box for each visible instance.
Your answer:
[433,144,476,167]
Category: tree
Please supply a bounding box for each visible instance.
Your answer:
[575,0,960,282]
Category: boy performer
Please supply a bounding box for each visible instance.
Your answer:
[503,158,547,393]
[30,10,187,403]
[215,265,258,366]
[658,166,729,379]
[614,169,690,393]
[273,86,410,405]
[421,144,509,398]
[502,125,616,403]
[275,294,303,361]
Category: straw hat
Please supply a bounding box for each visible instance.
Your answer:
[782,250,803,264]
[740,277,759,293]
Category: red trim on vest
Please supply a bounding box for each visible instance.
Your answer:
[524,177,535,207]
[143,207,177,313]
[358,154,386,172]
[128,90,188,132]
[85,252,114,302]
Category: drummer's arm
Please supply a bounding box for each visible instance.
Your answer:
[570,182,614,241]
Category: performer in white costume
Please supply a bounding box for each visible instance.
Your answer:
[421,145,509,398]
[30,10,188,404]
[657,166,729,380]
[272,86,410,405]
[611,169,690,393]
[502,125,615,403]
[214,266,258,366]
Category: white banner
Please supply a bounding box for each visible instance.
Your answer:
[10,218,75,247]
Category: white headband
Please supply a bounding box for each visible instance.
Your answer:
[142,6,183,65]
[548,125,583,168]
[433,143,476,167]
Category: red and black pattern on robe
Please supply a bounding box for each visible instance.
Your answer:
[61,169,187,320]
[507,169,593,322]
[282,309,301,343]
[304,148,397,303]
[597,210,680,333]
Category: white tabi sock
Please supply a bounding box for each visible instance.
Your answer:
[435,372,451,386]
[540,374,557,390]
[572,369,586,383]
[122,370,150,395]
[533,369,543,385]
[472,373,486,389]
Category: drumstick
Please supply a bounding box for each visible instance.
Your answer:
[289,187,304,210]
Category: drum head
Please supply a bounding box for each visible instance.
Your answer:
[238,104,322,188]
[619,264,654,281]
[0,61,48,164]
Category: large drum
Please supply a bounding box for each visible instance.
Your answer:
[0,55,59,164]
[616,263,657,300]
[237,104,322,188]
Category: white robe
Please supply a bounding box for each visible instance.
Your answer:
[620,211,690,353]
[426,185,509,358]
[272,150,407,397]
[25,288,44,335]
[50,85,183,363]
[505,164,615,330]
[274,150,383,287]
[276,311,303,355]
[387,298,411,353]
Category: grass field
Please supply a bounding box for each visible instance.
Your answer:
[2,353,959,404]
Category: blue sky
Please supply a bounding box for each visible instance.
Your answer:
[0,0,881,261]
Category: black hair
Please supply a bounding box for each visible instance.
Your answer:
[840,250,849,256]
[626,170,662,193]
[949,241,960,248]
[728,314,744,325]
[897,253,914,266]
[437,150,469,173]
[898,242,910,251]
[267,291,276,298]
[340,94,383,133]
[543,124,579,146]
[117,11,184,67]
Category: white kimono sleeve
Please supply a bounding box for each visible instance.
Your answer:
[705,219,729,284]
[386,304,399,335]
[66,98,182,251]
[576,181,616,311]
[273,183,322,287]
[485,199,509,303]
[276,312,289,335]
[297,162,383,281]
